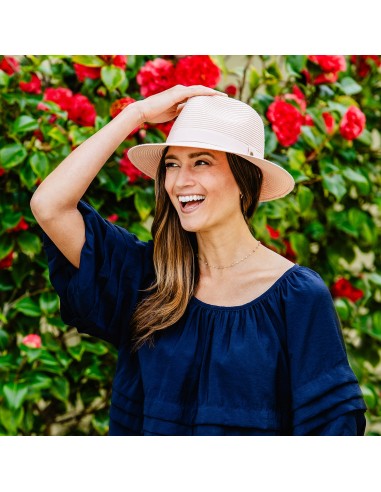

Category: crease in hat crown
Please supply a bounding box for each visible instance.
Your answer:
[127,94,296,202]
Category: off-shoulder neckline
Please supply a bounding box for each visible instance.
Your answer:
[190,263,302,311]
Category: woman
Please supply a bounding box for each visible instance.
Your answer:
[31,84,367,436]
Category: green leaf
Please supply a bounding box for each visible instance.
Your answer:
[300,125,322,150]
[264,126,278,155]
[2,210,22,230]
[19,161,39,188]
[82,340,109,355]
[38,351,63,374]
[0,70,10,87]
[0,406,24,434]
[91,410,109,435]
[13,115,39,134]
[334,298,350,320]
[287,148,306,169]
[72,55,104,67]
[248,66,260,91]
[3,382,28,410]
[322,174,347,201]
[29,152,50,180]
[367,273,381,287]
[0,143,28,169]
[101,66,126,92]
[360,384,378,409]
[356,129,372,146]
[84,364,105,380]
[286,55,307,73]
[134,189,154,221]
[339,77,362,96]
[0,329,9,350]
[128,222,152,242]
[47,126,69,144]
[297,185,314,212]
[50,377,69,403]
[17,231,41,256]
[68,126,94,147]
[67,343,85,361]
[13,297,42,317]
[289,232,310,259]
[39,292,59,314]
[0,234,14,260]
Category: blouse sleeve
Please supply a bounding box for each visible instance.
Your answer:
[41,199,155,349]
[283,268,367,436]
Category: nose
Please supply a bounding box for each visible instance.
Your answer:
[173,165,198,190]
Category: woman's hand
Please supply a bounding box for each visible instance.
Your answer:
[132,84,228,125]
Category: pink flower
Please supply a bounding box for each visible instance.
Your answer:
[6,217,29,232]
[0,251,14,269]
[43,87,73,111]
[119,149,152,183]
[0,56,20,75]
[67,94,97,127]
[266,98,304,147]
[22,334,42,349]
[339,106,366,140]
[19,72,42,94]
[322,112,335,134]
[107,214,119,222]
[137,58,177,97]
[175,55,221,88]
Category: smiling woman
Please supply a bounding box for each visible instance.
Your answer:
[38,85,367,436]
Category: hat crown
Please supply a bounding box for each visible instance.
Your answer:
[167,95,265,157]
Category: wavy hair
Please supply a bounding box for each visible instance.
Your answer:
[129,147,263,353]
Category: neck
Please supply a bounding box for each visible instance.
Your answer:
[195,218,260,279]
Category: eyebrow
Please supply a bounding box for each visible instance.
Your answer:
[164,151,217,161]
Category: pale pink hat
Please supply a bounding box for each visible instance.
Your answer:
[127,95,295,202]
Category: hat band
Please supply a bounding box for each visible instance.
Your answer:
[166,128,263,159]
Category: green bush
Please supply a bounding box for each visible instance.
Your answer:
[0,55,380,435]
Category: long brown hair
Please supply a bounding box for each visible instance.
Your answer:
[128,147,263,353]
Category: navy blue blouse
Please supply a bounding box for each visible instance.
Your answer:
[42,200,367,436]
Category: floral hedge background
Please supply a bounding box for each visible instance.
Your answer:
[0,54,380,435]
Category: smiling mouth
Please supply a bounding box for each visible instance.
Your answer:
[179,198,206,213]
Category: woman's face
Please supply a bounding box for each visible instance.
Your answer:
[164,146,242,233]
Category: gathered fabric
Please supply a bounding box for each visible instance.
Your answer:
[42,200,367,436]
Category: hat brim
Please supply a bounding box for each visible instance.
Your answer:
[127,142,295,203]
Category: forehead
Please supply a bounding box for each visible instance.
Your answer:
[165,146,225,160]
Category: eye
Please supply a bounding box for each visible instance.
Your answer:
[195,160,209,166]
[164,162,178,168]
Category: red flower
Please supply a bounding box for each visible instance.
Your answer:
[0,56,20,75]
[73,63,101,82]
[74,55,127,82]
[67,94,97,127]
[225,84,238,96]
[351,55,381,77]
[22,334,42,349]
[107,214,119,222]
[283,239,297,261]
[175,55,221,88]
[44,87,73,111]
[308,55,346,73]
[266,98,304,147]
[119,149,152,183]
[0,167,5,177]
[313,71,339,85]
[6,217,29,232]
[110,96,135,118]
[110,97,147,136]
[339,106,366,140]
[137,58,177,97]
[19,72,42,94]
[0,251,14,269]
[303,114,314,126]
[266,225,280,239]
[305,55,346,85]
[322,112,335,134]
[99,55,127,70]
[331,277,364,303]
[154,120,175,137]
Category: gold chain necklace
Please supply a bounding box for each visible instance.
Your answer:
[196,240,261,269]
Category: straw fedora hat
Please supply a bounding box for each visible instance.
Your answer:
[127,95,295,202]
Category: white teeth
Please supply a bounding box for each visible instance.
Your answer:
[178,195,206,203]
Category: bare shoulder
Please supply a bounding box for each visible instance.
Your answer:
[258,244,296,276]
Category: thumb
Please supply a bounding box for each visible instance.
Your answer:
[176,102,187,114]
